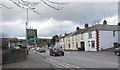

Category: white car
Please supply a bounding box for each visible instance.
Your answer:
[36,47,40,51]
[14,46,20,49]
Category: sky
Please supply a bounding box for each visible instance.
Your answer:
[0,0,119,38]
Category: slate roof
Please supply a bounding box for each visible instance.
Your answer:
[82,24,120,33]
[59,24,120,39]
[71,29,84,36]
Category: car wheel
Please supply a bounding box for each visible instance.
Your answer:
[116,52,120,56]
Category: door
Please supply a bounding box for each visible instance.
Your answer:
[81,42,85,51]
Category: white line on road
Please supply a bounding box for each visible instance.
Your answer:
[47,58,80,68]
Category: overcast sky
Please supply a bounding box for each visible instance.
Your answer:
[1,0,119,38]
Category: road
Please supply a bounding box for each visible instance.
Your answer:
[38,50,119,68]
[2,49,119,69]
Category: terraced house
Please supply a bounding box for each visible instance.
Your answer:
[59,27,84,51]
[59,20,120,51]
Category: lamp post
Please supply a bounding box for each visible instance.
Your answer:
[26,8,28,47]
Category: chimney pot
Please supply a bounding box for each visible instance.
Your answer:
[85,23,89,28]
[76,27,80,31]
[103,20,107,25]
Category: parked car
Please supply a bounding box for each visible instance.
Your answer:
[36,47,40,51]
[114,47,120,56]
[38,48,46,53]
[50,47,64,56]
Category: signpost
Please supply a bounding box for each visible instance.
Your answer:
[27,29,37,45]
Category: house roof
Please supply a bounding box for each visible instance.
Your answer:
[59,32,74,39]
[82,24,120,33]
[72,29,84,36]
[59,24,120,39]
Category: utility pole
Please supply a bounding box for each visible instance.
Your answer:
[26,8,28,47]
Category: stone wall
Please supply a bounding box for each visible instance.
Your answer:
[2,49,27,64]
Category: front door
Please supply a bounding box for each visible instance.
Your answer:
[81,42,85,51]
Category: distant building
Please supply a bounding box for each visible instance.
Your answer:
[59,27,84,51]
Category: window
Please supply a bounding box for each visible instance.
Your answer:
[76,42,78,48]
[113,31,115,37]
[88,41,90,47]
[113,42,118,48]
[72,36,74,41]
[72,42,74,48]
[91,41,95,48]
[68,36,70,41]
[88,32,92,38]
[68,43,70,48]
[76,35,78,41]
[64,44,65,48]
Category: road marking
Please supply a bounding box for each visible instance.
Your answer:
[37,52,81,68]
[47,58,80,68]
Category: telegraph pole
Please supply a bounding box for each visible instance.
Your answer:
[26,8,28,47]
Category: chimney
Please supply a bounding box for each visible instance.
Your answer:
[85,23,89,28]
[103,20,107,25]
[76,27,80,31]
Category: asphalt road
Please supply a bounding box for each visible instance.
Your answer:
[2,49,119,69]
[38,50,119,68]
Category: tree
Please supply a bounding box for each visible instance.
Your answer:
[51,35,59,45]
[0,0,68,14]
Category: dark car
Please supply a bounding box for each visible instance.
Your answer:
[50,47,64,56]
[38,48,46,53]
[114,47,120,56]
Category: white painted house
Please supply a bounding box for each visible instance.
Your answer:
[82,20,120,51]
[59,20,120,51]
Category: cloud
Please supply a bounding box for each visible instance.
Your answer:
[2,2,118,37]
[2,17,83,37]
[2,2,118,23]
[2,20,26,37]
[27,18,82,37]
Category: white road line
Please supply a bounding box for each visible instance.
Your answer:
[41,57,70,68]
[47,58,80,68]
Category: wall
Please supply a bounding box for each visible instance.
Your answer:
[83,31,96,51]
[99,31,118,50]
[118,31,120,44]
[3,49,27,64]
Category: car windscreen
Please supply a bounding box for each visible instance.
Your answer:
[55,47,63,52]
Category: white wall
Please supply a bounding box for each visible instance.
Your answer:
[118,31,120,44]
[99,31,118,50]
[83,31,96,51]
